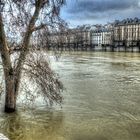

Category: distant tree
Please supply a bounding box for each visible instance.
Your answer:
[0,0,65,113]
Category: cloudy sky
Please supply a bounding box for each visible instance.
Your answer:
[60,0,140,27]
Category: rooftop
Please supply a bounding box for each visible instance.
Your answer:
[114,17,140,26]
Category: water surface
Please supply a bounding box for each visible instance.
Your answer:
[1,52,140,140]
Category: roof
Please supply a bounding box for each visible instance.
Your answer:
[92,28,112,33]
[114,17,140,26]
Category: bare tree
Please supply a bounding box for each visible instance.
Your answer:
[0,0,66,113]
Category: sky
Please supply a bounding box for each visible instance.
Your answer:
[60,0,140,27]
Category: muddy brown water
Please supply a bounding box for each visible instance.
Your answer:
[0,52,140,140]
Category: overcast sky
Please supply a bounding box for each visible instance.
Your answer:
[60,0,140,27]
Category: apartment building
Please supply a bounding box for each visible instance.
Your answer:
[114,17,140,47]
[91,25,112,47]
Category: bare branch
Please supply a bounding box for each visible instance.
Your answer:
[23,49,64,106]
[31,23,47,32]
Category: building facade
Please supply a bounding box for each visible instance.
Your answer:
[48,17,140,51]
[114,18,140,47]
[91,25,112,48]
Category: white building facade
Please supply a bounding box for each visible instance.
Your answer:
[91,27,112,49]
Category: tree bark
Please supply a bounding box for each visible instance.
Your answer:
[0,13,16,112]
[4,74,16,113]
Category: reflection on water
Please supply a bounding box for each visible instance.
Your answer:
[0,109,64,140]
[1,52,140,140]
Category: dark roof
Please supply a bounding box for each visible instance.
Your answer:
[92,28,111,33]
[114,17,140,26]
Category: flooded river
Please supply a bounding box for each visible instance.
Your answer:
[1,52,140,140]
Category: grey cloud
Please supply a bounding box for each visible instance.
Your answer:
[61,0,140,26]
[66,0,140,14]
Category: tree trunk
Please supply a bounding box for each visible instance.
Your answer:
[4,73,16,113]
[0,13,16,113]
[0,2,42,113]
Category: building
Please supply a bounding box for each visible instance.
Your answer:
[113,17,140,48]
[48,25,92,50]
[91,25,112,50]
[47,17,140,52]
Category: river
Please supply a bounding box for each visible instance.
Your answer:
[0,52,140,140]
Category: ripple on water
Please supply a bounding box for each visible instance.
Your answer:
[1,52,140,140]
